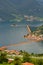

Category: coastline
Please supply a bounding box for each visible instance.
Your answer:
[24,34,43,42]
[24,25,43,41]
[4,41,29,48]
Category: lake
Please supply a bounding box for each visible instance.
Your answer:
[0,21,43,54]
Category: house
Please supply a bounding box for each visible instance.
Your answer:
[5,50,20,55]
[8,58,14,63]
[0,46,7,51]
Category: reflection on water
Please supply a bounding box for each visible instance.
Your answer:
[0,22,43,54]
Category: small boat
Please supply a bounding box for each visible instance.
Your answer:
[10,24,17,27]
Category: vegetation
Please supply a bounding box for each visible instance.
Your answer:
[14,57,22,65]
[22,51,30,63]
[36,25,43,34]
[0,50,43,65]
[33,25,43,35]
[0,52,8,63]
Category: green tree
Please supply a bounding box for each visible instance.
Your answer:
[14,57,22,65]
[23,51,31,63]
[0,52,8,63]
[36,59,43,65]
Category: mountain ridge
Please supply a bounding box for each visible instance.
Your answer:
[0,0,43,20]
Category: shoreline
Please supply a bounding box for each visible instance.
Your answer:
[4,41,31,48]
[24,34,43,42]
[0,41,29,48]
[0,41,43,54]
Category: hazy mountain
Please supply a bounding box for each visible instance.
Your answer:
[37,0,43,5]
[0,0,43,20]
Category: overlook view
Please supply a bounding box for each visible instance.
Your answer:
[0,0,43,65]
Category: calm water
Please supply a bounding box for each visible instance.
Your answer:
[0,21,43,54]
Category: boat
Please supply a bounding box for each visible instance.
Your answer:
[10,24,17,27]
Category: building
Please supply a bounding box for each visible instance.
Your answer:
[22,62,34,65]
[0,46,7,51]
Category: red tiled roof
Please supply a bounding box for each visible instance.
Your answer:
[22,62,34,65]
[0,46,7,51]
[6,50,20,55]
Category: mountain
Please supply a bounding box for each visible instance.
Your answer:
[37,0,43,5]
[0,0,43,20]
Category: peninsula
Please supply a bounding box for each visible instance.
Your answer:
[24,25,43,41]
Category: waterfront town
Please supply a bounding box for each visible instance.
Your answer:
[0,46,43,65]
[0,0,43,65]
[24,25,43,41]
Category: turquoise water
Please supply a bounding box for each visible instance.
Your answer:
[0,21,43,54]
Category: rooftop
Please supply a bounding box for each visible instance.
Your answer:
[22,62,34,65]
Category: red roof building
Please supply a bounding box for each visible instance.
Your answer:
[0,46,7,51]
[22,62,34,65]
